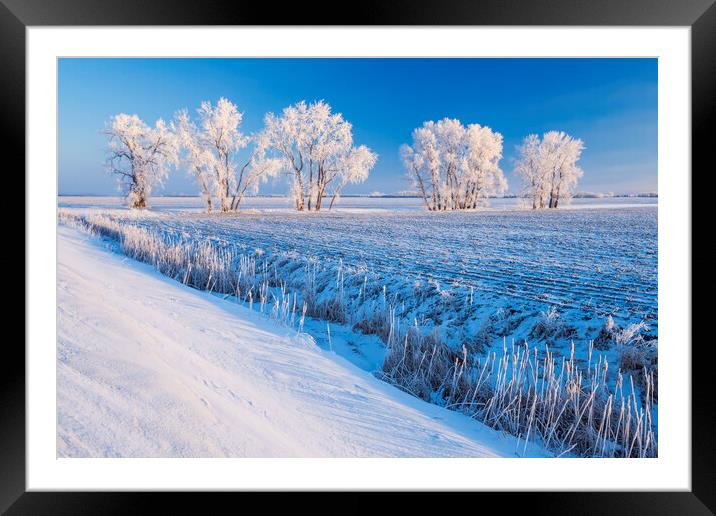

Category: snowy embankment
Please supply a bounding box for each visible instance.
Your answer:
[57,225,546,457]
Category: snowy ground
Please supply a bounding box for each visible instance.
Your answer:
[57,225,548,458]
[59,194,658,212]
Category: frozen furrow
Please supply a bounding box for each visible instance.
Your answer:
[99,206,657,322]
[155,217,656,314]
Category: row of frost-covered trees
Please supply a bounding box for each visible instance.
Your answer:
[401,120,585,211]
[104,98,584,211]
[105,98,377,212]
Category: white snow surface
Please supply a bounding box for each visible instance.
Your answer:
[57,226,547,458]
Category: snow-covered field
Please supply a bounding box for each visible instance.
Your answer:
[57,195,658,458]
[57,225,545,457]
[59,196,658,347]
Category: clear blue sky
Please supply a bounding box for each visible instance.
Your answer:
[58,58,657,196]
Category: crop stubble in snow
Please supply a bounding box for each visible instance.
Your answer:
[109,207,657,327]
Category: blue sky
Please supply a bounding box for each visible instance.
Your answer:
[58,58,657,196]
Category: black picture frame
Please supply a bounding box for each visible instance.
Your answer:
[4,0,711,512]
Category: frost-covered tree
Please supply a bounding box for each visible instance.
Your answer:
[176,98,282,212]
[514,131,584,209]
[195,98,247,212]
[543,131,585,208]
[262,100,377,211]
[400,127,438,210]
[174,110,214,211]
[105,113,178,209]
[461,124,508,209]
[514,134,548,209]
[401,119,506,211]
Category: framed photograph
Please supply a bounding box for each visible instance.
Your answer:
[6,0,711,511]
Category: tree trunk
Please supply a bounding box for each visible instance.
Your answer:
[314,166,326,211]
[315,184,326,211]
[308,162,314,211]
[129,175,147,208]
[552,170,563,209]
[233,192,245,212]
[132,196,147,209]
[413,170,431,211]
[294,172,305,211]
[132,190,147,209]
[431,171,439,211]
[329,192,338,210]
[553,184,561,208]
